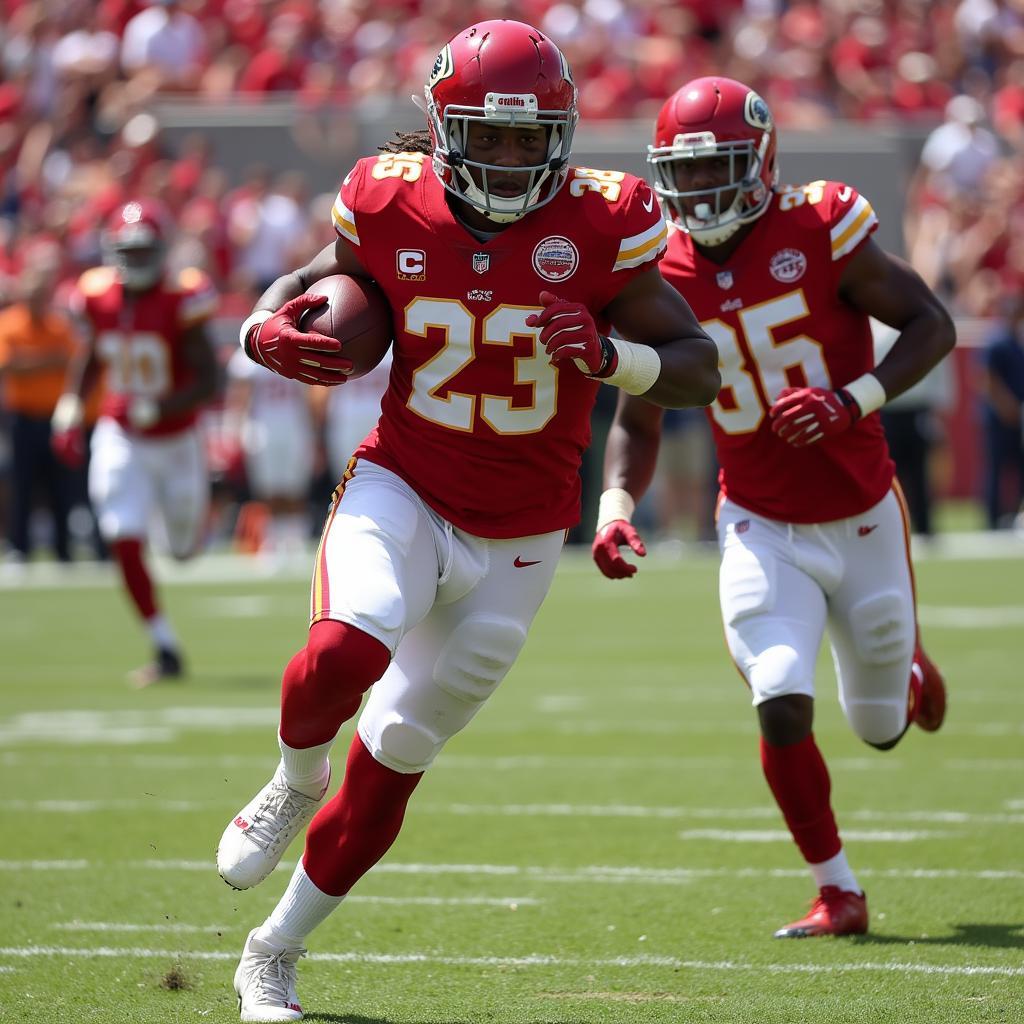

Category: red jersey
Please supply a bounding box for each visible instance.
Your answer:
[659,180,893,523]
[71,266,217,437]
[332,153,667,538]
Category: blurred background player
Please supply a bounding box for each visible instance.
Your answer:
[0,263,81,570]
[225,347,316,563]
[593,78,954,939]
[51,199,221,686]
[216,20,719,1022]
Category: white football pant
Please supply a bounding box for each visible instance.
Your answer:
[717,487,916,745]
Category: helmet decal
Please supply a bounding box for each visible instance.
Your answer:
[428,44,454,88]
[744,91,772,132]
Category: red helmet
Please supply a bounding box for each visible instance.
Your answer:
[102,199,168,289]
[424,20,578,224]
[649,77,778,245]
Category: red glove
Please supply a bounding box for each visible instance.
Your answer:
[52,427,85,469]
[526,290,617,377]
[246,294,353,385]
[769,386,859,447]
[592,520,647,579]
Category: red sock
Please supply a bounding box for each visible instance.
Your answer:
[760,734,841,864]
[280,620,390,748]
[110,538,157,620]
[303,734,423,896]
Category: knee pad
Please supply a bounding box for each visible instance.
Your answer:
[748,643,814,703]
[362,713,441,775]
[433,615,527,705]
[848,591,914,666]
[845,699,909,747]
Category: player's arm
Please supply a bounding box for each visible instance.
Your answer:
[604,268,720,408]
[239,237,363,386]
[838,238,956,401]
[527,267,719,409]
[160,322,222,419]
[771,238,955,447]
[51,311,102,467]
[591,391,667,579]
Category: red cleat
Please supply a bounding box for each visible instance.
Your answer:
[909,647,946,732]
[773,886,868,938]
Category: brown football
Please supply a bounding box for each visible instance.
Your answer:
[299,274,393,381]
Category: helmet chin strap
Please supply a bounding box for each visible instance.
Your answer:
[456,165,550,223]
[686,193,746,246]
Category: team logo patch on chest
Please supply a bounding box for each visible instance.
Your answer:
[533,236,579,282]
[472,252,490,275]
[769,248,807,283]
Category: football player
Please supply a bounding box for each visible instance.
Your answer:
[52,200,220,685]
[225,348,316,561]
[593,77,955,939]
[217,20,719,1022]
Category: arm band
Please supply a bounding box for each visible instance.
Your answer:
[843,372,887,417]
[239,309,273,354]
[52,393,84,432]
[596,487,636,530]
[602,338,662,396]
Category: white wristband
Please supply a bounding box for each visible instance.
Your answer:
[239,309,273,352]
[596,487,636,530]
[602,338,662,395]
[843,372,887,417]
[52,393,83,432]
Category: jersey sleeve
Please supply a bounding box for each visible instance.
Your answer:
[177,267,219,326]
[826,181,878,267]
[331,160,366,248]
[589,174,668,311]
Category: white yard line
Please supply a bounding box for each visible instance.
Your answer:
[3,799,1022,827]
[0,945,1021,977]
[3,860,1022,882]
[677,829,954,842]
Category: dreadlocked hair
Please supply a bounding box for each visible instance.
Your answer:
[380,130,432,155]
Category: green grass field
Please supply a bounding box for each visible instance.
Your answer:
[1,544,1022,1023]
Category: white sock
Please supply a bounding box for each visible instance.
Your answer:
[258,860,345,947]
[810,849,861,894]
[278,734,332,798]
[145,614,177,652]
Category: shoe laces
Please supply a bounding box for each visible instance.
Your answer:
[244,777,318,855]
[248,942,305,1007]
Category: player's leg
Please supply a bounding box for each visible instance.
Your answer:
[218,463,440,892]
[234,529,563,1019]
[718,501,866,937]
[828,488,940,748]
[87,419,180,682]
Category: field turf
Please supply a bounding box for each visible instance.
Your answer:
[1,543,1021,1023]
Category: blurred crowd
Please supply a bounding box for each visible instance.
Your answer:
[0,0,1022,564]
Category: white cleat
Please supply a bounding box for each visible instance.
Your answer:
[234,928,305,1022]
[217,765,328,890]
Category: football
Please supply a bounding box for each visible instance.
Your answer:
[299,274,393,381]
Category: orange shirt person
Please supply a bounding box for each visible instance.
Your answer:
[0,266,82,565]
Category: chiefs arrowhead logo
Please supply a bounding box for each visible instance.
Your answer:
[234,816,251,830]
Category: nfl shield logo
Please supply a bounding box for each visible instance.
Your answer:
[472,252,490,275]
[716,270,734,290]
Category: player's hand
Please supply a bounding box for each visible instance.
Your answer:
[526,290,617,377]
[246,295,354,385]
[592,519,647,579]
[769,386,858,447]
[51,427,85,469]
